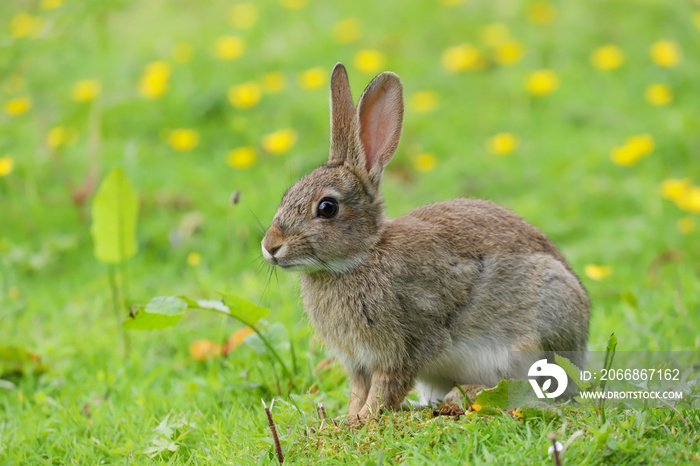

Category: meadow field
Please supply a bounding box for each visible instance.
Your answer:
[1,0,700,463]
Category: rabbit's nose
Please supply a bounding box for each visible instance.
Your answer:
[267,244,282,256]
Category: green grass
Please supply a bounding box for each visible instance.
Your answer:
[1,0,699,463]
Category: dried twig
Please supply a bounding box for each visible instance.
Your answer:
[262,400,284,464]
[548,432,561,466]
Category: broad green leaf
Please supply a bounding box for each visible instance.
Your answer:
[219,292,270,325]
[555,354,591,391]
[244,321,290,356]
[475,379,534,409]
[90,167,139,264]
[122,297,187,330]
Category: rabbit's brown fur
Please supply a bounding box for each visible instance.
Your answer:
[262,63,590,419]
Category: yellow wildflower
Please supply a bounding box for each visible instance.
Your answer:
[354,49,386,74]
[413,153,437,172]
[650,40,681,68]
[10,13,43,39]
[230,3,258,29]
[262,72,286,93]
[228,82,262,109]
[168,129,200,152]
[487,133,519,156]
[584,264,612,281]
[138,61,171,99]
[3,97,32,116]
[0,157,14,176]
[676,186,700,214]
[172,43,193,64]
[495,40,525,66]
[40,0,63,9]
[298,68,326,90]
[439,0,468,5]
[645,84,672,106]
[660,178,691,202]
[525,69,559,96]
[409,91,438,113]
[333,18,361,44]
[441,44,485,72]
[677,217,695,234]
[214,36,245,61]
[187,252,201,267]
[528,1,557,25]
[590,45,624,71]
[279,0,308,9]
[610,134,654,167]
[226,147,257,169]
[481,23,509,47]
[262,129,297,154]
[46,127,78,148]
[71,80,101,102]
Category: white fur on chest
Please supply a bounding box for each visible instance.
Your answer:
[415,338,510,405]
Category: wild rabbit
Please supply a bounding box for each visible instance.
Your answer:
[262,63,590,420]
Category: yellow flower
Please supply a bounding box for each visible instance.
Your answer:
[481,23,509,47]
[226,147,257,169]
[660,178,691,202]
[168,129,200,152]
[230,3,258,29]
[528,1,557,25]
[495,40,525,66]
[677,217,695,234]
[172,43,193,64]
[610,134,654,167]
[590,45,624,71]
[695,11,700,31]
[46,127,78,148]
[441,44,485,72]
[138,61,171,99]
[214,36,245,61]
[584,264,612,281]
[71,80,101,102]
[10,13,43,39]
[187,252,201,267]
[645,83,672,106]
[0,157,14,176]
[650,40,681,68]
[40,0,63,9]
[3,97,32,116]
[279,0,308,9]
[354,49,386,74]
[262,129,297,154]
[262,72,286,93]
[333,18,361,44]
[439,0,468,5]
[487,133,519,155]
[409,91,438,113]
[525,69,559,96]
[413,153,438,172]
[676,186,700,214]
[298,67,326,90]
[228,82,262,109]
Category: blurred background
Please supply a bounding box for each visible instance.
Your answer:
[1,0,699,460]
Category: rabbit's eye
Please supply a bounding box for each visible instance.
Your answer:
[317,198,339,219]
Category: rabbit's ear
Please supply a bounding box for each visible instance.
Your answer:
[356,71,404,183]
[328,63,355,164]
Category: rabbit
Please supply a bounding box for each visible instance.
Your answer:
[261,63,590,420]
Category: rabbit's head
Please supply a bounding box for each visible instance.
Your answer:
[262,63,404,273]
